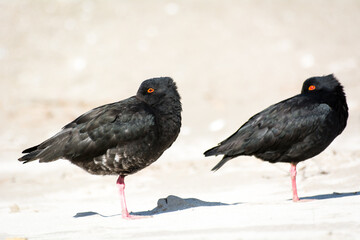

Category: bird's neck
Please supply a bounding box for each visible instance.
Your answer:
[325,91,347,114]
[332,93,348,131]
[152,97,182,118]
[321,91,348,133]
[154,100,182,147]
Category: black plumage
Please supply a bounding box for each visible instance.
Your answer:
[19,77,182,218]
[204,74,348,201]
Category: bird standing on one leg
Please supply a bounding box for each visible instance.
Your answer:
[204,74,348,202]
[19,77,182,219]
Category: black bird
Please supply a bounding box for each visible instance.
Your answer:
[19,77,182,219]
[204,74,348,201]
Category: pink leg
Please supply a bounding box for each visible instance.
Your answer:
[116,175,144,220]
[290,163,300,202]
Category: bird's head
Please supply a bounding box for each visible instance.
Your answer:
[301,74,347,115]
[301,74,345,97]
[136,77,181,110]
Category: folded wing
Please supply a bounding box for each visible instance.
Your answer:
[19,97,155,163]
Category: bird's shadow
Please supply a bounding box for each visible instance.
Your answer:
[73,195,239,218]
[300,191,359,200]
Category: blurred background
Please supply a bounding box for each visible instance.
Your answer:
[1,0,360,191]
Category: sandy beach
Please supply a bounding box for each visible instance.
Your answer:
[1,1,360,239]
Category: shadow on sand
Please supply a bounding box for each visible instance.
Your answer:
[300,191,359,200]
[73,195,239,218]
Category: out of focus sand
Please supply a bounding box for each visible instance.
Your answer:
[1,1,360,239]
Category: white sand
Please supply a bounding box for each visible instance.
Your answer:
[1,1,360,239]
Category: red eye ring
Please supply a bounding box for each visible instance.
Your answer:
[308,85,316,91]
[147,88,155,93]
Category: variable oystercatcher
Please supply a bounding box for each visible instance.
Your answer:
[204,74,348,201]
[19,77,182,219]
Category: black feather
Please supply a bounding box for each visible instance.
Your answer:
[22,145,40,154]
[211,156,232,171]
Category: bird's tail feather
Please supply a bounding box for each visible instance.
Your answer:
[19,145,58,163]
[22,145,39,154]
[211,156,232,171]
[19,129,71,163]
[18,147,42,163]
[205,145,233,171]
[204,146,220,157]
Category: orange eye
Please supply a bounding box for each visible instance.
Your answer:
[147,88,155,93]
[308,85,316,91]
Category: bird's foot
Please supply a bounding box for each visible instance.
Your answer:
[292,196,300,202]
[292,198,314,203]
[122,212,151,220]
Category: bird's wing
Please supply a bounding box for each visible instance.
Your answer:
[19,97,156,163]
[214,96,332,157]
